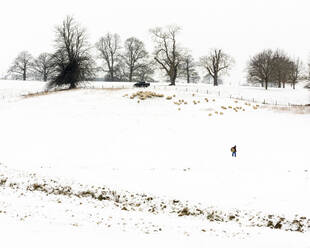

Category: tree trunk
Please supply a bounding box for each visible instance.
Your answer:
[23,69,26,81]
[265,80,268,90]
[186,66,190,84]
[282,82,285,88]
[129,68,133,82]
[169,77,176,85]
[169,71,176,86]
[69,83,77,89]
[170,70,177,86]
[213,73,218,86]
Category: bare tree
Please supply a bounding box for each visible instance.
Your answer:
[199,49,234,86]
[114,61,127,82]
[122,37,149,82]
[272,50,292,88]
[247,49,277,90]
[149,25,184,85]
[48,16,95,89]
[8,51,34,81]
[134,60,156,82]
[33,53,54,82]
[179,53,200,83]
[96,33,122,82]
[288,58,303,90]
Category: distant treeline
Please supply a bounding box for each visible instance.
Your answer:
[5,16,310,90]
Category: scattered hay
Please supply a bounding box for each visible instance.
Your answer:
[166,96,172,100]
[130,91,164,100]
[220,112,224,115]
[208,113,212,116]
[205,98,209,102]
[221,106,227,110]
[215,111,218,114]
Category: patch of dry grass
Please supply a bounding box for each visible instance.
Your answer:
[23,87,124,99]
[263,105,310,114]
[128,91,164,100]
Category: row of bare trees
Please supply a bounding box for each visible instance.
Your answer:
[96,34,154,82]
[149,25,235,86]
[7,17,234,88]
[247,49,303,90]
[6,16,308,89]
[8,51,54,81]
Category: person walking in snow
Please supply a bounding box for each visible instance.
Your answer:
[231,145,237,157]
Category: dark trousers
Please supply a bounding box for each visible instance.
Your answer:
[232,152,236,157]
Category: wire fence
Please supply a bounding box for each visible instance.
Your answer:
[0,83,308,107]
[149,85,306,107]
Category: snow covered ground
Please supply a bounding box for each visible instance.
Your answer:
[0,80,310,247]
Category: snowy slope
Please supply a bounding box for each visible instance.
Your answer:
[0,80,309,247]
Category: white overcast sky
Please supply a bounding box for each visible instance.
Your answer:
[1,0,309,83]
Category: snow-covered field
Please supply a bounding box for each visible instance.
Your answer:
[0,80,310,248]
